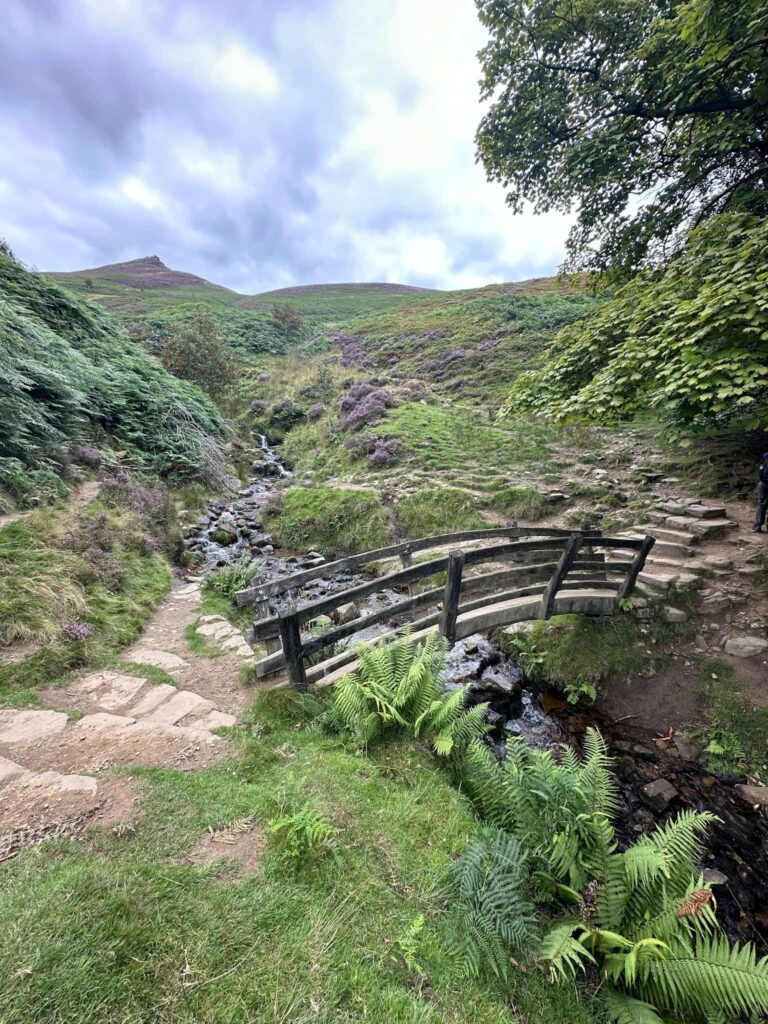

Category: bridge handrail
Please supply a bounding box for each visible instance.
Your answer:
[235,525,603,606]
[248,531,655,689]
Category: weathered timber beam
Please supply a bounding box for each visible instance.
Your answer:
[617,535,656,599]
[541,534,582,619]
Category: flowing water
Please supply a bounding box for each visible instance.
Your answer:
[185,438,768,950]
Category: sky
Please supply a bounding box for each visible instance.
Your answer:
[0,0,571,293]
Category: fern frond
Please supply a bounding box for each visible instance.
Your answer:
[600,988,665,1024]
[642,933,768,1018]
[538,921,595,981]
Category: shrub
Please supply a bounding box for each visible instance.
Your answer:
[268,399,306,432]
[0,255,229,500]
[368,438,402,467]
[263,486,391,556]
[306,403,326,421]
[159,308,238,402]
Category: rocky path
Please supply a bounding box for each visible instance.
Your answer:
[0,575,258,844]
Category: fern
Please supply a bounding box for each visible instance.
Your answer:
[268,801,339,864]
[329,629,488,755]
[600,989,665,1024]
[538,921,595,982]
[447,827,537,979]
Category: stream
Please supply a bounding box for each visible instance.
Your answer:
[185,437,768,951]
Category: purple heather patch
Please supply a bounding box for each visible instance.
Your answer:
[60,620,91,642]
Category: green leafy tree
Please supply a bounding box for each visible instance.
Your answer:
[475,0,768,278]
[505,214,768,432]
[160,308,238,402]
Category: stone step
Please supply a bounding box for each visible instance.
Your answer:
[649,540,694,560]
[0,710,69,746]
[145,690,215,726]
[0,756,26,787]
[687,518,739,540]
[11,768,98,796]
[687,504,727,520]
[646,555,708,576]
[71,671,146,711]
[128,683,178,717]
[649,527,699,546]
[638,570,704,592]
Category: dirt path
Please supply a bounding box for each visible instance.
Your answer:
[0,574,258,844]
[0,479,102,532]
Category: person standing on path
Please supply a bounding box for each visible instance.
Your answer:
[753,452,768,532]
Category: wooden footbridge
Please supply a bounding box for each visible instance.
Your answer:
[236,527,655,690]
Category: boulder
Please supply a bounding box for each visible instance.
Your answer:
[478,664,520,696]
[332,602,360,625]
[673,733,701,762]
[723,636,768,658]
[641,778,679,812]
[663,606,688,623]
[700,594,731,615]
[735,784,768,809]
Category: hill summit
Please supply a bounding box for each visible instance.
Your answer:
[52,255,233,292]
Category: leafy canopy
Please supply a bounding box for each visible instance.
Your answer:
[504,214,768,432]
[476,0,768,277]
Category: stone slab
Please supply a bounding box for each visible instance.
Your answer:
[75,713,137,731]
[129,649,188,672]
[723,636,768,658]
[73,672,145,710]
[19,769,97,795]
[194,710,237,730]
[0,710,68,745]
[145,690,215,726]
[0,756,26,787]
[128,683,177,717]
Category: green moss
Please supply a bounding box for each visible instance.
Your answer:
[395,487,485,539]
[263,486,391,557]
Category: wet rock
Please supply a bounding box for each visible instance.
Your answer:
[630,808,655,832]
[673,733,701,762]
[485,709,502,728]
[332,602,360,625]
[703,868,729,886]
[723,636,768,658]
[478,664,520,696]
[641,778,679,812]
[614,756,637,776]
[210,526,238,546]
[736,784,768,809]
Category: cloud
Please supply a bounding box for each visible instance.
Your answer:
[0,0,570,291]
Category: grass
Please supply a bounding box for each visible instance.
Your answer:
[696,658,768,777]
[487,486,551,521]
[263,486,392,557]
[0,495,174,706]
[185,621,224,658]
[0,688,600,1024]
[395,487,485,539]
[497,613,655,690]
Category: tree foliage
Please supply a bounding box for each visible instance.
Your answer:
[160,308,238,402]
[504,215,768,432]
[476,0,768,277]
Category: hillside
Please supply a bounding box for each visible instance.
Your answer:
[0,254,229,511]
[51,255,233,292]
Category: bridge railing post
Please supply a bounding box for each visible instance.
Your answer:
[256,597,282,655]
[617,535,655,600]
[540,534,581,619]
[278,604,308,691]
[439,550,465,645]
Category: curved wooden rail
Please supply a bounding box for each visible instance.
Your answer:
[245,528,655,690]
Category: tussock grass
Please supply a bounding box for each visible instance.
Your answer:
[395,486,485,539]
[488,486,550,521]
[263,486,391,556]
[0,522,85,646]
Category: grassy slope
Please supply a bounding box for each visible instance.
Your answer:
[0,256,227,510]
[0,689,599,1024]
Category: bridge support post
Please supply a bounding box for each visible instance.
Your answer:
[617,535,655,600]
[540,534,581,619]
[257,598,282,655]
[439,550,465,645]
[278,604,307,691]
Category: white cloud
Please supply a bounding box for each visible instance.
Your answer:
[0,0,571,291]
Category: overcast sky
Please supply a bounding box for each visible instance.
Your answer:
[0,0,570,293]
